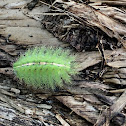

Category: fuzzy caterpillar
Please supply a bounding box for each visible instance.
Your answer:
[13,46,78,90]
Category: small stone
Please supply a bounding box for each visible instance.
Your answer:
[10,88,20,94]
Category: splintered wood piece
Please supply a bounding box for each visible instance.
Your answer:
[102,49,126,85]
[56,96,99,124]
[105,48,126,68]
[94,90,126,126]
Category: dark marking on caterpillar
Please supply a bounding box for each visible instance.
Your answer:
[13,46,78,90]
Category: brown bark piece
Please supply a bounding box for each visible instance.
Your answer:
[56,96,99,124]
[94,90,126,126]
[102,49,126,85]
[76,51,102,71]
[105,48,126,68]
[102,0,126,6]
[90,5,126,24]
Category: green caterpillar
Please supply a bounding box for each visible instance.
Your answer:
[13,46,78,90]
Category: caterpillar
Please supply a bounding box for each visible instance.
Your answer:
[13,46,78,90]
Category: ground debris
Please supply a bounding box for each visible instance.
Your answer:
[0,0,126,126]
